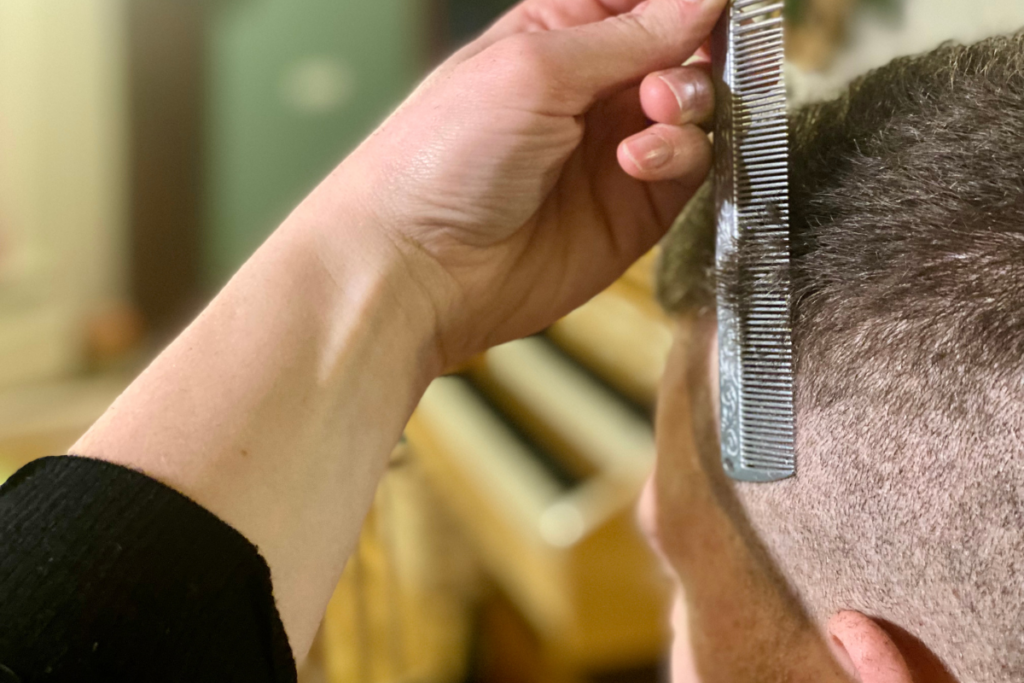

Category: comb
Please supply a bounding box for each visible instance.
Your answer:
[711,0,795,482]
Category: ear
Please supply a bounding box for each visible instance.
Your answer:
[827,611,914,683]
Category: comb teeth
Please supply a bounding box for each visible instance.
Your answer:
[712,0,795,483]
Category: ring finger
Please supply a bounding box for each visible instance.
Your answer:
[617,123,712,183]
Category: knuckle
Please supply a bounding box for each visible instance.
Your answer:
[664,0,701,24]
[474,33,565,108]
[611,10,650,34]
[610,11,660,47]
[492,33,554,85]
[606,13,668,69]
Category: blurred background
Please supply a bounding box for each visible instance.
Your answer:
[2,1,1024,682]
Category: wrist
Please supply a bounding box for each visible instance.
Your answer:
[279,185,450,385]
[73,173,457,657]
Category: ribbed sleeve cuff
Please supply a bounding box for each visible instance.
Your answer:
[0,456,296,683]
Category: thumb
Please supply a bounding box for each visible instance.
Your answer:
[532,0,727,111]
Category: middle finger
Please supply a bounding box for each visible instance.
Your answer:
[640,64,715,126]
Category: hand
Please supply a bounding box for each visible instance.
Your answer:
[324,0,724,368]
[66,1,726,659]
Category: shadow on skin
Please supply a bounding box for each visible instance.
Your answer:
[877,620,957,683]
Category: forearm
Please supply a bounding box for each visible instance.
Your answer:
[66,0,723,664]
[72,197,441,658]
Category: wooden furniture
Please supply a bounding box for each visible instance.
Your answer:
[404,254,674,683]
[303,445,478,683]
[0,374,130,481]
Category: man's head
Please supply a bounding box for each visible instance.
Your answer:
[656,31,1024,682]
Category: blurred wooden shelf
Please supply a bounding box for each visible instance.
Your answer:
[404,251,674,680]
[314,445,477,683]
[407,377,668,673]
[0,373,130,481]
[547,272,672,410]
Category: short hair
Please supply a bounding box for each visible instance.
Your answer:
[657,31,1024,682]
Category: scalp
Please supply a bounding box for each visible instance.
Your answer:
[658,31,1024,682]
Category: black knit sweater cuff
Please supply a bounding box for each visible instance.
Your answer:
[0,456,296,683]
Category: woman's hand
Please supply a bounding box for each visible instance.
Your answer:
[317,0,723,368]
[73,0,726,658]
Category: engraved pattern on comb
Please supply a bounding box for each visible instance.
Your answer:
[712,0,795,483]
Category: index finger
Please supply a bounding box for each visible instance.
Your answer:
[450,0,648,64]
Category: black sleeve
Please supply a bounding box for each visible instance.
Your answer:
[0,456,297,683]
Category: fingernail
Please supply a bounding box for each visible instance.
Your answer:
[659,75,696,116]
[625,133,672,171]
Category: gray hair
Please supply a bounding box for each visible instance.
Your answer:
[657,31,1024,682]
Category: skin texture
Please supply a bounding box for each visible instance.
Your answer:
[348,0,724,368]
[639,318,854,683]
[73,0,724,662]
[646,317,944,682]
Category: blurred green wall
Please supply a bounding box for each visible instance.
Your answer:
[446,0,516,45]
[205,0,427,285]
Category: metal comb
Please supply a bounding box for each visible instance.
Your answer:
[711,0,795,482]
